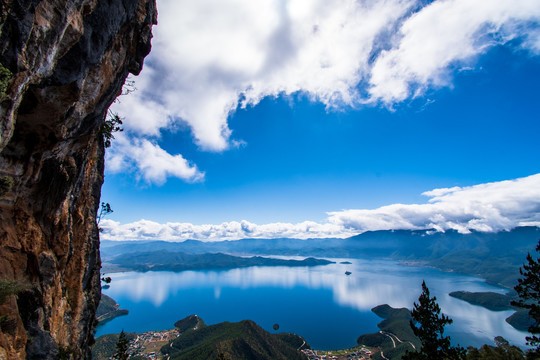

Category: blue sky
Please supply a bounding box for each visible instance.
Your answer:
[100,0,540,241]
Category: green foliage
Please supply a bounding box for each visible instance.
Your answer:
[512,239,540,356]
[0,176,13,197]
[96,294,119,317]
[0,63,12,100]
[275,333,310,350]
[403,281,466,360]
[466,344,525,360]
[0,279,30,304]
[97,202,113,224]
[174,314,206,333]
[101,276,112,284]
[0,280,29,335]
[57,345,73,360]
[162,319,306,360]
[356,304,418,359]
[114,330,129,360]
[92,333,136,360]
[100,113,123,148]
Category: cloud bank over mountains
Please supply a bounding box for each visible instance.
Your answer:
[107,0,540,183]
[100,173,540,241]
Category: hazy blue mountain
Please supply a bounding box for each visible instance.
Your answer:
[101,227,540,287]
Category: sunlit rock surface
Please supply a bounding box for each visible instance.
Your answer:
[0,1,156,358]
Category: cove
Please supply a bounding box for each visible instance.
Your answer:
[95,258,528,350]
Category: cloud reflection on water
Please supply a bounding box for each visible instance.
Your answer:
[104,259,528,348]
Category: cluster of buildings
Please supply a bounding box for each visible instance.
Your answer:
[118,329,180,360]
[301,346,374,360]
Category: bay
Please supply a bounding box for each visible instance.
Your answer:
[95,258,528,350]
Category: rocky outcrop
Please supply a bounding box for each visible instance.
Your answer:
[0,0,156,359]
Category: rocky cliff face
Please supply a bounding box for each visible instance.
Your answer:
[0,1,156,358]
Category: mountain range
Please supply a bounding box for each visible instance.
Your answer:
[101,226,540,288]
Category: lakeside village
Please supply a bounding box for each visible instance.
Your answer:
[301,346,374,359]
[120,329,180,359]
[110,328,376,360]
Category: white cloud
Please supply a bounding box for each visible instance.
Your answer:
[106,133,204,184]
[328,173,540,234]
[107,0,540,183]
[101,174,540,241]
[99,218,356,241]
[369,0,540,103]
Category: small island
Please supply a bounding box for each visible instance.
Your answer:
[449,291,513,312]
[449,290,534,332]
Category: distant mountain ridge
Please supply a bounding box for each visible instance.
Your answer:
[103,251,334,272]
[101,226,540,287]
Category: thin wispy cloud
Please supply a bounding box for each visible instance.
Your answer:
[100,173,540,241]
[107,0,540,183]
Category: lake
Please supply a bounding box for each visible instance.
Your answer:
[96,258,528,350]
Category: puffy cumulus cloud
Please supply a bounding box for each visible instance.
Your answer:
[369,0,540,103]
[328,173,540,234]
[108,0,540,183]
[122,0,414,151]
[99,219,357,242]
[101,174,540,241]
[106,133,204,185]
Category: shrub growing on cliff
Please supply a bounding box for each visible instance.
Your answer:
[0,176,13,197]
[0,279,30,304]
[0,63,12,100]
[100,112,123,148]
[97,202,113,224]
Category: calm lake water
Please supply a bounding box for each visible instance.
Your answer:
[96,258,528,350]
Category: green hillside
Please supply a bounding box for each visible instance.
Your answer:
[174,314,206,332]
[357,305,419,360]
[161,319,308,360]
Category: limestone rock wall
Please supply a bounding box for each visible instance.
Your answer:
[0,1,156,358]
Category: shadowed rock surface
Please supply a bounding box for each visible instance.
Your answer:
[0,1,156,358]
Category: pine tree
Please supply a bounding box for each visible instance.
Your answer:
[114,330,129,360]
[512,239,540,358]
[403,281,465,360]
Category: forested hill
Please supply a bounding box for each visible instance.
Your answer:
[103,251,334,272]
[161,318,309,360]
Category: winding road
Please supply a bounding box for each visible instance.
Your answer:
[380,330,417,350]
